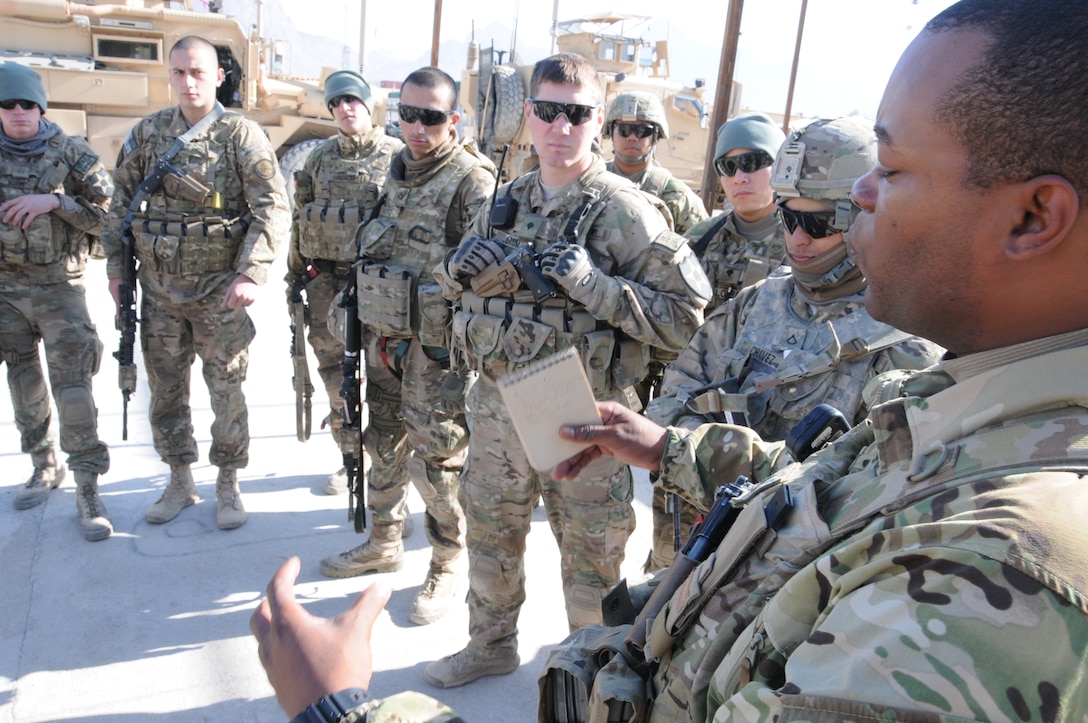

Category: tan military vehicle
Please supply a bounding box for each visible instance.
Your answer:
[0,0,389,198]
[460,13,739,194]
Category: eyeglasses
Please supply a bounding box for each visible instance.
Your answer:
[778,203,840,239]
[327,95,361,110]
[715,150,774,178]
[397,104,455,126]
[614,123,656,139]
[526,98,599,126]
[0,99,39,111]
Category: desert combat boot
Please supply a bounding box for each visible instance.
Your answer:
[409,564,461,626]
[424,646,520,689]
[146,464,200,524]
[74,470,113,541]
[215,468,247,530]
[14,452,66,510]
[319,522,404,578]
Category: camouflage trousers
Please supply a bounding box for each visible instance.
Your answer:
[139,275,255,469]
[299,271,349,452]
[361,328,468,569]
[0,274,109,473]
[462,374,635,654]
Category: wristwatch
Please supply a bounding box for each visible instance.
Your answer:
[291,688,370,723]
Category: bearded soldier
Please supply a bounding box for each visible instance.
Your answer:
[101,36,290,531]
[1,62,114,541]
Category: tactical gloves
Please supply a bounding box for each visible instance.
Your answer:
[446,236,511,279]
[539,243,596,290]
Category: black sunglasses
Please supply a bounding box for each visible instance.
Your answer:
[778,203,840,239]
[614,122,656,139]
[0,99,39,111]
[526,98,599,126]
[397,104,455,126]
[328,95,361,109]
[715,150,774,178]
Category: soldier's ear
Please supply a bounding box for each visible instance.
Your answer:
[1005,174,1078,260]
[216,66,225,87]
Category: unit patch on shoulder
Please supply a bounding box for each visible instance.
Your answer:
[73,153,97,177]
[254,158,276,180]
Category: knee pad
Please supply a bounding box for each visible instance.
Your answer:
[469,552,505,594]
[57,385,96,428]
[566,583,603,630]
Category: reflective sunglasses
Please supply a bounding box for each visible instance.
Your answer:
[0,99,39,111]
[614,122,656,139]
[778,203,840,239]
[327,95,361,109]
[714,150,774,178]
[527,98,599,126]
[397,104,455,126]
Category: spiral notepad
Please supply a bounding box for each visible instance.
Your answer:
[496,346,603,472]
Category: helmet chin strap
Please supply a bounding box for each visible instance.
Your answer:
[613,132,658,167]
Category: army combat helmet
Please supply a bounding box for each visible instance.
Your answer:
[771,116,877,301]
[604,91,668,164]
[324,70,374,115]
[771,116,876,234]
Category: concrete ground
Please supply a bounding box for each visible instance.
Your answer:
[0,255,653,722]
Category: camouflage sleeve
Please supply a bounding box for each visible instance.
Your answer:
[54,137,113,237]
[657,424,790,511]
[572,187,709,353]
[285,145,322,283]
[662,179,709,235]
[232,118,290,285]
[353,691,463,722]
[445,164,497,246]
[101,118,152,279]
[647,291,752,428]
[709,545,1088,721]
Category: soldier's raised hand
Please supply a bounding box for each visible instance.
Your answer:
[446,235,511,279]
[539,242,595,289]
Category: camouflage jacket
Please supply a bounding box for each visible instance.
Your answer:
[685,210,788,313]
[0,130,113,285]
[646,275,944,489]
[605,159,708,235]
[102,106,289,299]
[436,159,709,388]
[287,127,403,278]
[645,327,1088,722]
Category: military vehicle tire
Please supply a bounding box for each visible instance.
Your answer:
[486,64,524,146]
[279,138,325,209]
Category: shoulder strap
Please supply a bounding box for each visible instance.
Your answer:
[560,168,628,246]
[690,212,734,257]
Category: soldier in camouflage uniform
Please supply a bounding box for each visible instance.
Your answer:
[0,62,114,541]
[285,70,403,495]
[603,91,707,235]
[426,53,710,689]
[686,112,788,314]
[644,112,789,570]
[102,36,290,531]
[319,67,496,628]
[536,2,1088,719]
[641,118,944,570]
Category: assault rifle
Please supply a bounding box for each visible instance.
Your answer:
[289,266,318,441]
[113,158,184,439]
[338,272,366,532]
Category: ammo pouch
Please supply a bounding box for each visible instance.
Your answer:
[297,200,367,262]
[133,217,246,275]
[538,624,648,723]
[0,214,63,265]
[356,217,397,261]
[416,282,450,348]
[582,330,616,398]
[356,262,414,338]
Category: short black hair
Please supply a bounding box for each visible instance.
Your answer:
[529,53,602,104]
[170,35,218,59]
[927,0,1088,200]
[402,66,458,110]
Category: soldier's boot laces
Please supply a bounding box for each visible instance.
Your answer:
[14,459,66,510]
[409,565,460,626]
[423,646,520,689]
[215,468,247,530]
[146,464,199,524]
[319,525,404,578]
[74,471,112,542]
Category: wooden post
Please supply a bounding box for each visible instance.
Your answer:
[700,0,744,214]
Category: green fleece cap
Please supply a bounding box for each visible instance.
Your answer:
[713,112,784,165]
